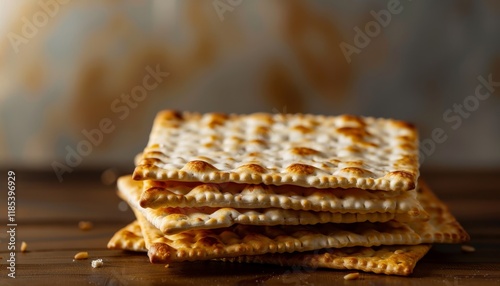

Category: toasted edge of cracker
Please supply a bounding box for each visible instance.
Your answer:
[107,220,147,252]
[228,244,431,276]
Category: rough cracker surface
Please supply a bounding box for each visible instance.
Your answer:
[133,110,419,191]
[107,220,146,252]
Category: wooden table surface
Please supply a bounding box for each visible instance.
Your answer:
[1,169,499,285]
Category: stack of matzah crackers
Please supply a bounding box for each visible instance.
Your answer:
[108,110,469,276]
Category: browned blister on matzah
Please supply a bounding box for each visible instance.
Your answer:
[117,176,426,234]
[139,178,427,217]
[107,220,146,252]
[136,182,468,263]
[226,244,431,276]
[133,111,419,191]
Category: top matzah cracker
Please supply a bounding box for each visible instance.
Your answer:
[133,110,419,191]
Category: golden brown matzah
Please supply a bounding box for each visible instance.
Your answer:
[137,205,419,235]
[226,244,431,276]
[139,178,427,216]
[133,111,419,191]
[107,220,146,252]
[136,182,467,263]
[106,219,430,276]
[117,176,426,234]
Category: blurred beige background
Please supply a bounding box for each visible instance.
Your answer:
[0,0,499,174]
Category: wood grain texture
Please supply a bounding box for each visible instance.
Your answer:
[0,169,499,285]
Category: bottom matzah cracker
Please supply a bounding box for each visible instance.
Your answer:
[107,220,431,276]
[136,181,467,264]
[226,244,431,276]
[107,220,146,252]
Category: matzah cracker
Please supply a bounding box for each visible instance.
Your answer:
[226,244,431,276]
[139,178,427,217]
[140,206,416,235]
[107,220,146,252]
[117,176,424,234]
[137,182,468,263]
[106,220,430,276]
[133,110,419,191]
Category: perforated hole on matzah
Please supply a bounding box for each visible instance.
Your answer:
[133,111,419,191]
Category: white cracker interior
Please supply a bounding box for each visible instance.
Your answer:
[134,111,419,191]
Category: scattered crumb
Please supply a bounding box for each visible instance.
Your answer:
[74,252,89,260]
[164,264,170,268]
[78,221,93,231]
[91,259,104,268]
[461,245,476,253]
[344,272,360,280]
[21,241,28,252]
[395,249,406,254]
